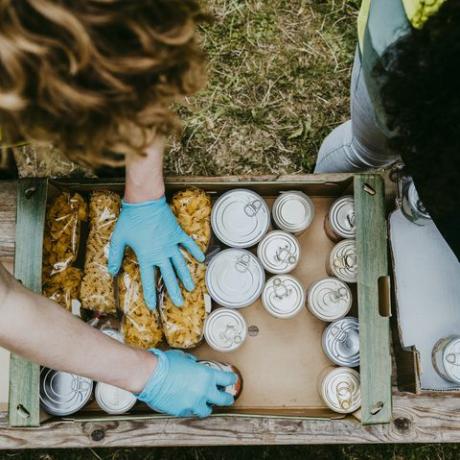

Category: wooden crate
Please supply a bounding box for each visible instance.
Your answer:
[8,174,392,428]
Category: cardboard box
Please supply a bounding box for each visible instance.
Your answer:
[8,174,392,427]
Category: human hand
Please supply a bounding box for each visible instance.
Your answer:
[137,349,237,417]
[108,196,205,309]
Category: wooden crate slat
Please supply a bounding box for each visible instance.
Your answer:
[354,174,392,424]
[8,179,48,427]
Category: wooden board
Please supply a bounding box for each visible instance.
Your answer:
[8,179,47,427]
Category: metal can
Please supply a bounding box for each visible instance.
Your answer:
[322,317,360,367]
[257,230,300,274]
[95,382,137,415]
[40,368,93,416]
[198,360,243,400]
[262,275,305,319]
[206,249,265,309]
[204,308,248,352]
[306,277,352,322]
[272,191,315,235]
[211,189,270,248]
[432,336,460,384]
[325,196,356,241]
[319,367,361,414]
[401,180,431,226]
[327,240,358,283]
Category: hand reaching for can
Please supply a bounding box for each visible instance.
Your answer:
[136,349,237,417]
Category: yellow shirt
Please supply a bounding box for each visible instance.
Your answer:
[358,0,446,50]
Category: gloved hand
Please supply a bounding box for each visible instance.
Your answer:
[108,196,205,309]
[137,349,237,418]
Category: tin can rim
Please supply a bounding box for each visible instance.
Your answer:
[321,367,361,414]
[95,382,137,415]
[322,317,360,367]
[272,191,315,233]
[328,239,358,283]
[328,195,356,239]
[262,274,305,319]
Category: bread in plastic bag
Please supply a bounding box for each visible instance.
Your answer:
[119,249,163,349]
[80,191,120,313]
[160,188,211,349]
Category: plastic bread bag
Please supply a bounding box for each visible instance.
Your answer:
[42,192,88,279]
[119,249,163,349]
[80,191,121,314]
[160,188,212,349]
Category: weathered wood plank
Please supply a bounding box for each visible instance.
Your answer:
[355,175,392,424]
[0,181,16,265]
[9,179,48,427]
[0,392,457,448]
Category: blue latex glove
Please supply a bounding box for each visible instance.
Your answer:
[108,196,205,309]
[137,349,237,418]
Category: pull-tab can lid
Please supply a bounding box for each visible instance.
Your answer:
[40,368,93,416]
[95,382,137,415]
[322,316,360,367]
[204,308,248,352]
[328,196,356,239]
[328,239,358,283]
[320,367,361,414]
[211,189,270,248]
[262,275,305,319]
[441,337,460,383]
[206,249,265,308]
[257,230,301,274]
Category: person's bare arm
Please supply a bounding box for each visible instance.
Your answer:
[0,264,156,394]
[124,137,165,203]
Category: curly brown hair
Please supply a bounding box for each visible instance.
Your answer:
[0,0,208,167]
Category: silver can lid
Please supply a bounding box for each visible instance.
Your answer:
[322,317,360,367]
[329,240,358,283]
[211,189,270,248]
[272,191,315,234]
[101,328,124,343]
[206,249,265,308]
[408,182,430,219]
[321,367,361,414]
[204,308,248,352]
[257,230,300,274]
[262,275,305,319]
[328,196,356,239]
[441,337,460,382]
[40,368,93,416]
[95,382,137,415]
[307,277,352,322]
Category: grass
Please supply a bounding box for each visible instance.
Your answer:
[165,0,359,176]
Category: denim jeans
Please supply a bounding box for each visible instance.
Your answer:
[314,48,399,173]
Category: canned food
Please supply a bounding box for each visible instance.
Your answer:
[262,275,305,319]
[319,367,361,414]
[327,240,358,283]
[307,277,352,322]
[325,196,356,241]
[401,180,431,226]
[40,368,93,416]
[101,328,124,343]
[95,382,137,415]
[322,317,360,367]
[432,336,460,384]
[272,191,315,235]
[206,249,265,309]
[198,360,243,400]
[257,230,300,274]
[204,308,248,352]
[211,189,270,248]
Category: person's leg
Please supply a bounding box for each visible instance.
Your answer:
[315,48,398,173]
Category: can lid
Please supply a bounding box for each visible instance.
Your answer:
[321,367,361,414]
[322,317,360,367]
[95,382,137,415]
[273,192,314,233]
[206,249,265,308]
[329,240,358,283]
[329,196,356,239]
[442,337,460,382]
[408,182,430,219]
[307,277,352,321]
[204,308,248,352]
[40,368,93,416]
[257,230,300,274]
[101,328,124,343]
[262,275,305,319]
[211,189,270,248]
